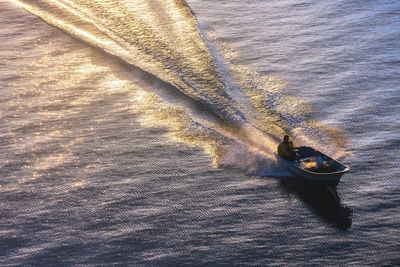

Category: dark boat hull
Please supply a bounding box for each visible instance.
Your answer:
[275,147,349,187]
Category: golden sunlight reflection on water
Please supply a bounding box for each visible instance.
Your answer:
[9,0,348,177]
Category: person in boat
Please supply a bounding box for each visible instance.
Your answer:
[278,135,298,161]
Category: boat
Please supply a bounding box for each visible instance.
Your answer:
[275,146,349,187]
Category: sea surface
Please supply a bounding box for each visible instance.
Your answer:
[1,0,399,265]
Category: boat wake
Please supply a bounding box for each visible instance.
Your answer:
[13,0,346,176]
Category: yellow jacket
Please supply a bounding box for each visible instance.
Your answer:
[278,141,295,158]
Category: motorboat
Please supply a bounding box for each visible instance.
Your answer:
[275,146,349,187]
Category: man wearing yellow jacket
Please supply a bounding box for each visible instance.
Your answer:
[278,135,298,161]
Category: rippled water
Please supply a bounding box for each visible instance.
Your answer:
[1,0,399,265]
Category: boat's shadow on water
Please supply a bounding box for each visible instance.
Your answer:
[278,178,352,231]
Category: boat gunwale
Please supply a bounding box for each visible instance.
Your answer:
[277,147,349,176]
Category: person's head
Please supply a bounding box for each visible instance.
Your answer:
[283,135,289,142]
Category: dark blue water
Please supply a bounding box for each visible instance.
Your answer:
[1,0,399,265]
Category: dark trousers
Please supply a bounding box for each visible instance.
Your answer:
[283,152,297,161]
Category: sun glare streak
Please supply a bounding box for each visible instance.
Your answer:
[13,0,113,49]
